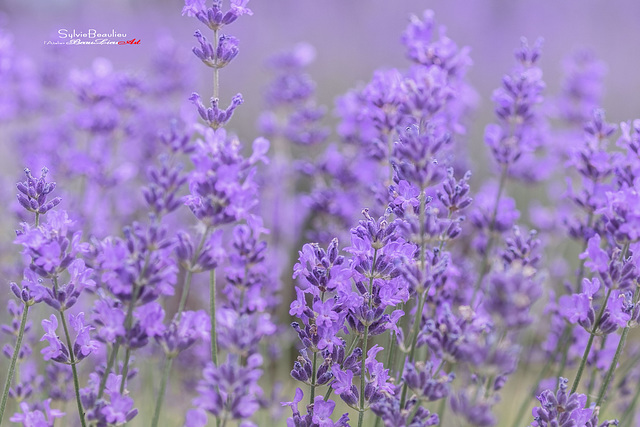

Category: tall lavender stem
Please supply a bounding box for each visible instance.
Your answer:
[117,253,152,395]
[151,356,174,427]
[399,189,427,409]
[471,165,507,305]
[571,288,612,393]
[177,229,209,317]
[210,269,218,366]
[60,309,87,427]
[213,28,220,99]
[0,303,29,425]
[596,326,630,407]
[98,343,119,399]
[358,248,378,427]
[571,241,630,394]
[595,269,636,407]
[310,351,318,404]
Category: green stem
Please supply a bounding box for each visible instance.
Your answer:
[346,333,359,357]
[595,285,638,408]
[119,348,132,395]
[0,303,29,425]
[438,211,453,252]
[310,351,318,404]
[60,310,87,427]
[98,343,119,399]
[586,335,607,406]
[399,289,428,409]
[595,326,628,408]
[177,269,194,316]
[357,326,370,427]
[471,165,508,305]
[151,356,174,427]
[572,241,630,395]
[381,328,396,387]
[571,288,612,393]
[210,269,218,366]
[177,230,209,317]
[386,131,395,185]
[555,214,595,385]
[573,213,594,293]
[388,303,403,370]
[118,253,150,394]
[35,212,40,227]
[357,248,378,427]
[213,28,220,99]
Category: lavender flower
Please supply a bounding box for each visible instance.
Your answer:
[485,37,546,171]
[192,355,263,422]
[531,378,593,426]
[10,399,64,427]
[40,313,98,363]
[16,167,61,217]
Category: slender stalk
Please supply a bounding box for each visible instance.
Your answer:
[357,326,370,427]
[571,288,612,393]
[177,230,209,317]
[383,329,395,368]
[119,286,141,394]
[117,252,151,395]
[470,165,508,305]
[310,291,328,405]
[380,324,398,425]
[177,269,194,315]
[151,356,174,427]
[386,131,394,184]
[573,241,630,395]
[570,329,597,394]
[399,289,427,408]
[310,351,318,404]
[574,213,594,292]
[357,248,378,427]
[346,333,359,357]
[210,269,218,366]
[119,348,132,395]
[98,343,119,399]
[35,212,40,227]
[397,188,430,408]
[213,29,220,99]
[595,284,638,408]
[555,214,596,383]
[595,327,628,408]
[433,359,446,376]
[586,335,607,406]
[60,310,87,427]
[0,303,29,425]
[324,386,333,401]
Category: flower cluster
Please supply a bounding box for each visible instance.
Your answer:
[3,3,640,427]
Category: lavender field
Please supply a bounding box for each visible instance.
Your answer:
[1,1,640,426]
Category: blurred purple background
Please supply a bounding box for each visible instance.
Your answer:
[2,0,640,144]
